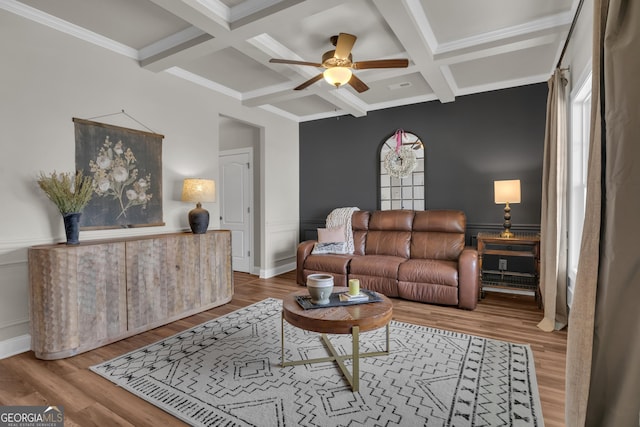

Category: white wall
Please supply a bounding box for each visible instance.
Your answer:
[561,0,594,88]
[0,10,299,356]
[560,0,593,308]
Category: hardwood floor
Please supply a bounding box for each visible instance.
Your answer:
[0,271,567,426]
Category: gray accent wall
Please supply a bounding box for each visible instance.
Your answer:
[299,83,548,242]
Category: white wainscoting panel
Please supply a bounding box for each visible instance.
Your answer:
[262,220,298,278]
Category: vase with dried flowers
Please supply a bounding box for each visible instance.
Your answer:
[37,170,94,244]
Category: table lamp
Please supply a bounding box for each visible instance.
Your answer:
[181,178,216,234]
[494,179,521,238]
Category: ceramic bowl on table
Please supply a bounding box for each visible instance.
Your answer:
[306,274,334,305]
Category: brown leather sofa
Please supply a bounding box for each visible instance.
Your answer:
[297,210,479,310]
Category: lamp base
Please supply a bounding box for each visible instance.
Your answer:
[500,202,514,238]
[188,203,210,234]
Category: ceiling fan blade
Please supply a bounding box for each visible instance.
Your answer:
[270,58,322,67]
[348,74,369,93]
[334,33,357,60]
[294,74,324,90]
[352,59,409,69]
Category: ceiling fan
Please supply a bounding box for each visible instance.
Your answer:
[269,33,409,93]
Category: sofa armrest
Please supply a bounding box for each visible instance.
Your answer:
[297,240,317,285]
[458,248,479,310]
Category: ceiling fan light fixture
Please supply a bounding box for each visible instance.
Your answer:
[323,67,352,87]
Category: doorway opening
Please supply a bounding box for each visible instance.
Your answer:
[219,116,261,274]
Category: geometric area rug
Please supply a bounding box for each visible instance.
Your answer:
[91,298,544,426]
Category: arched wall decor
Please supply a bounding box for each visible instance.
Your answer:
[379,130,425,210]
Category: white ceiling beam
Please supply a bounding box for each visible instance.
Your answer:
[227,0,346,36]
[147,0,230,33]
[242,84,308,107]
[230,0,305,30]
[165,66,241,99]
[435,34,561,66]
[353,64,420,84]
[140,32,215,71]
[372,0,455,103]
[435,11,573,55]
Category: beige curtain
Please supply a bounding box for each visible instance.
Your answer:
[538,69,569,332]
[566,0,640,425]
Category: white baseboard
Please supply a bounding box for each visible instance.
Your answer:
[0,334,31,359]
[260,262,295,279]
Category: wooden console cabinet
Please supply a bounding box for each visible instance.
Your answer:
[28,231,233,360]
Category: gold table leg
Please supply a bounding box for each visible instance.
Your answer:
[281,314,390,392]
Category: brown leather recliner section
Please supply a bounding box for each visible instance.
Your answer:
[297,209,479,310]
[369,209,415,230]
[458,248,479,309]
[351,210,370,255]
[350,255,406,297]
[301,253,352,287]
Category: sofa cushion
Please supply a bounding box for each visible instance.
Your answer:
[410,232,465,261]
[350,275,399,297]
[365,210,414,257]
[397,257,459,306]
[398,259,459,287]
[369,210,415,230]
[350,254,406,279]
[413,210,465,233]
[366,231,412,257]
[350,254,404,297]
[411,210,465,261]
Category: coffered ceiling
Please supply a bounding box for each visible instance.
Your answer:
[5,0,578,122]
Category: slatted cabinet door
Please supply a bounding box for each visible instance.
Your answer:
[126,234,201,331]
[29,242,127,359]
[200,231,233,305]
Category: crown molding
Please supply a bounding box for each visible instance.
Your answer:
[1,0,138,59]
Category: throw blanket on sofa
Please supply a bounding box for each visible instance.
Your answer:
[326,207,359,254]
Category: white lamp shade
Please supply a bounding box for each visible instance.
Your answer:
[323,67,352,87]
[181,179,216,203]
[494,179,521,204]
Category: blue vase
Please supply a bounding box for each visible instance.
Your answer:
[63,212,81,245]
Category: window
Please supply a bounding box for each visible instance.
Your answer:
[568,70,591,307]
[379,131,425,210]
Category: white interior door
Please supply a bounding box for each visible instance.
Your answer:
[219,149,252,273]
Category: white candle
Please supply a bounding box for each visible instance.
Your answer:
[348,279,360,296]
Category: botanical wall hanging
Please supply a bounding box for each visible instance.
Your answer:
[73,118,164,229]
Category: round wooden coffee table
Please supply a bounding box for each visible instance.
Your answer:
[281,287,393,392]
